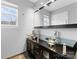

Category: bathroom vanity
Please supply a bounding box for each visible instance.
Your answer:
[27,38,76,59]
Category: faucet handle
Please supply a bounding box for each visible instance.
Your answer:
[54,31,60,38]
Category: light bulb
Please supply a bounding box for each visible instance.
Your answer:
[43,4,47,7]
[40,2,44,5]
[50,0,56,2]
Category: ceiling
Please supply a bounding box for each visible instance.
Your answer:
[29,0,38,3]
[29,0,77,11]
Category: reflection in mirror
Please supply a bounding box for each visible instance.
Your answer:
[33,9,50,26]
[33,12,42,26]
[43,15,49,26]
[51,11,68,25]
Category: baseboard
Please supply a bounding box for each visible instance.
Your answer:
[6,51,26,59]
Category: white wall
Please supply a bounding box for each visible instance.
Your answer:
[1,0,35,59]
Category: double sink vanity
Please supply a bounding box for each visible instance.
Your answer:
[27,37,76,59]
[26,22,77,59]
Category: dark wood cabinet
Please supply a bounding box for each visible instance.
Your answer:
[27,39,75,59]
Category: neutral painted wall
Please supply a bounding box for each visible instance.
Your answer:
[1,0,35,59]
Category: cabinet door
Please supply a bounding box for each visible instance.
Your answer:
[49,53,56,59]
[43,50,49,59]
[27,39,31,52]
[49,53,67,59]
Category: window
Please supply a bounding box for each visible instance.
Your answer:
[1,1,18,26]
[43,15,49,26]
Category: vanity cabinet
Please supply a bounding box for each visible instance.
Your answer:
[27,38,43,59]
[27,39,75,59]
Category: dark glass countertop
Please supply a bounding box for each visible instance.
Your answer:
[27,39,75,58]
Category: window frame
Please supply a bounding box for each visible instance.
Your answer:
[1,1,18,27]
[43,15,49,26]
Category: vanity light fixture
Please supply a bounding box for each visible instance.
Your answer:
[50,0,56,2]
[34,0,56,13]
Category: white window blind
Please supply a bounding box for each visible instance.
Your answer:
[1,1,18,26]
[43,15,49,26]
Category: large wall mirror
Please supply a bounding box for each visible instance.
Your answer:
[33,12,45,26]
[33,10,50,26]
[51,11,68,25]
[33,11,69,27]
[34,10,77,28]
